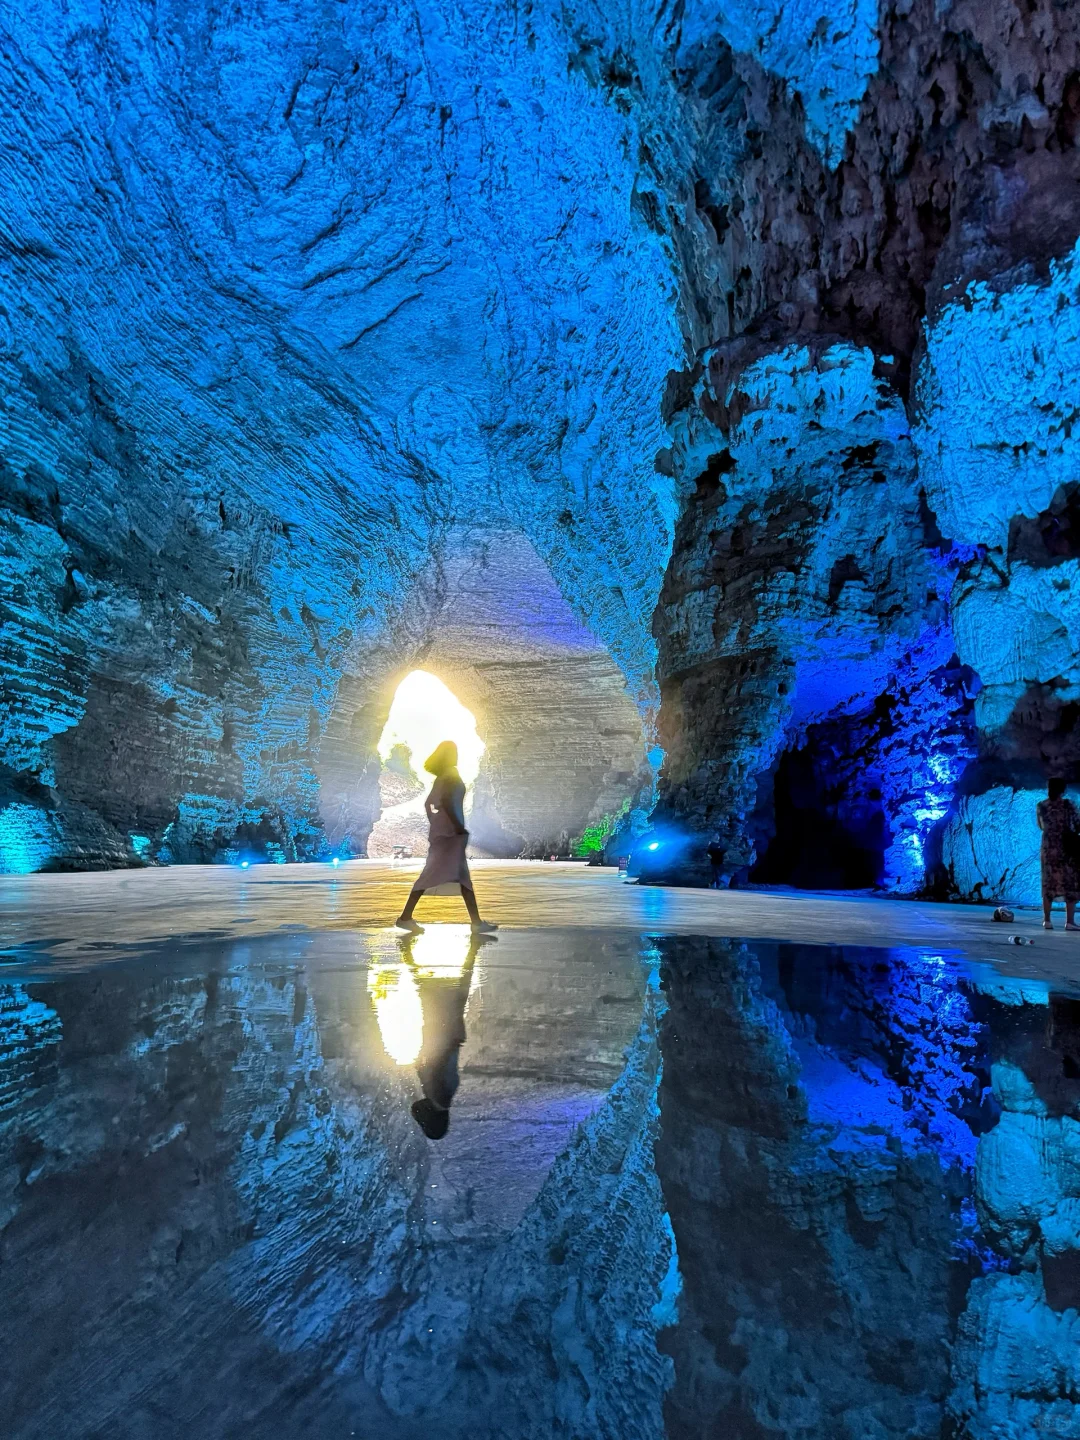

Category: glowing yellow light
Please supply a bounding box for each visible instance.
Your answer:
[410,924,473,977]
[377,670,485,786]
[368,964,423,1065]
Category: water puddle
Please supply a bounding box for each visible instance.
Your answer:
[1,930,1078,1438]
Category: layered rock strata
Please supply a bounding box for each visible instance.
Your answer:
[0,1,678,869]
[638,0,1080,895]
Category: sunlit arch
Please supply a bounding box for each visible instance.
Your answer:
[377,670,485,786]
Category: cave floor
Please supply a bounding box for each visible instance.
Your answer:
[2,917,1076,1439]
[1,859,1076,989]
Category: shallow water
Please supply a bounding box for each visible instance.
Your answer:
[2,928,1079,1439]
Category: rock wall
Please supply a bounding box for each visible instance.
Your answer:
[6,0,1080,889]
[0,1,679,869]
[631,0,1080,895]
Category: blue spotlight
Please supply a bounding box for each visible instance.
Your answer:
[240,860,250,869]
[332,857,340,867]
[647,842,660,851]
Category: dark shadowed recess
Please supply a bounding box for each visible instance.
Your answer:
[750,743,888,890]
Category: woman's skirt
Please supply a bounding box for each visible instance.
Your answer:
[1041,843,1080,901]
[415,832,472,895]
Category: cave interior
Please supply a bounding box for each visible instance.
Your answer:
[4,0,1080,904]
[6,2,1080,1438]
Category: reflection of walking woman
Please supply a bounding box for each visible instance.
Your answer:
[395,740,497,934]
[403,934,479,1140]
[1037,778,1080,931]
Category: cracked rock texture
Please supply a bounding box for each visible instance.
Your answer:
[635,0,1080,894]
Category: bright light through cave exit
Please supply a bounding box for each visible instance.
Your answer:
[377,670,485,786]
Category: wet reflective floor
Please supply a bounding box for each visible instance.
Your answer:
[3,927,1080,1439]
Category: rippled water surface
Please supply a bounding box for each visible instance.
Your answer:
[2,928,1079,1439]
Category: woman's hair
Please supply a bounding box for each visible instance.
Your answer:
[1049,776,1068,799]
[424,740,459,776]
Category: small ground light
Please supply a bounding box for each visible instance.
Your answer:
[240,860,250,868]
[332,857,340,866]
[647,842,660,850]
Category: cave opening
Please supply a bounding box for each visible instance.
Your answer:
[751,744,888,891]
[367,670,484,858]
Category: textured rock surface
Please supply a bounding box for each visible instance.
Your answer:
[643,0,1080,894]
[6,0,1080,890]
[0,2,678,868]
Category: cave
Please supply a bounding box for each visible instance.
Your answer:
[751,742,889,891]
[4,4,1080,897]
[6,2,1080,1437]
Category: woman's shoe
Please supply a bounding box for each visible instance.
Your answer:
[1044,920,1054,930]
[395,916,424,933]
[1066,922,1080,932]
[471,920,498,934]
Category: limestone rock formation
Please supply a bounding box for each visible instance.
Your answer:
[4,1,1080,891]
[642,0,1080,895]
[0,2,676,869]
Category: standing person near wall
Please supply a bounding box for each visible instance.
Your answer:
[395,740,497,934]
[1037,778,1080,931]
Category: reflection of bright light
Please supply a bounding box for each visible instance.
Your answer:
[647,842,659,851]
[378,670,485,785]
[368,965,424,1065]
[411,925,473,977]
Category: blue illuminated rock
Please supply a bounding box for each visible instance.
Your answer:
[4,0,1080,893]
[0,0,679,866]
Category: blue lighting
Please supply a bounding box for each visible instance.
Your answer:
[331,857,340,866]
[240,860,250,869]
[0,804,57,875]
[647,842,660,851]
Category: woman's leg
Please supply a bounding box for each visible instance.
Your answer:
[398,885,424,923]
[1044,892,1054,927]
[461,885,497,931]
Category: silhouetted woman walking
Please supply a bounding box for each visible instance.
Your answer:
[1037,777,1080,931]
[395,740,497,934]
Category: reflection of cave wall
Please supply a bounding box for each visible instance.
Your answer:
[655,932,1080,1435]
[0,931,671,1440]
[655,937,978,1438]
[329,528,647,859]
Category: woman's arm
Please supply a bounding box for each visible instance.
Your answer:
[448,781,468,835]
